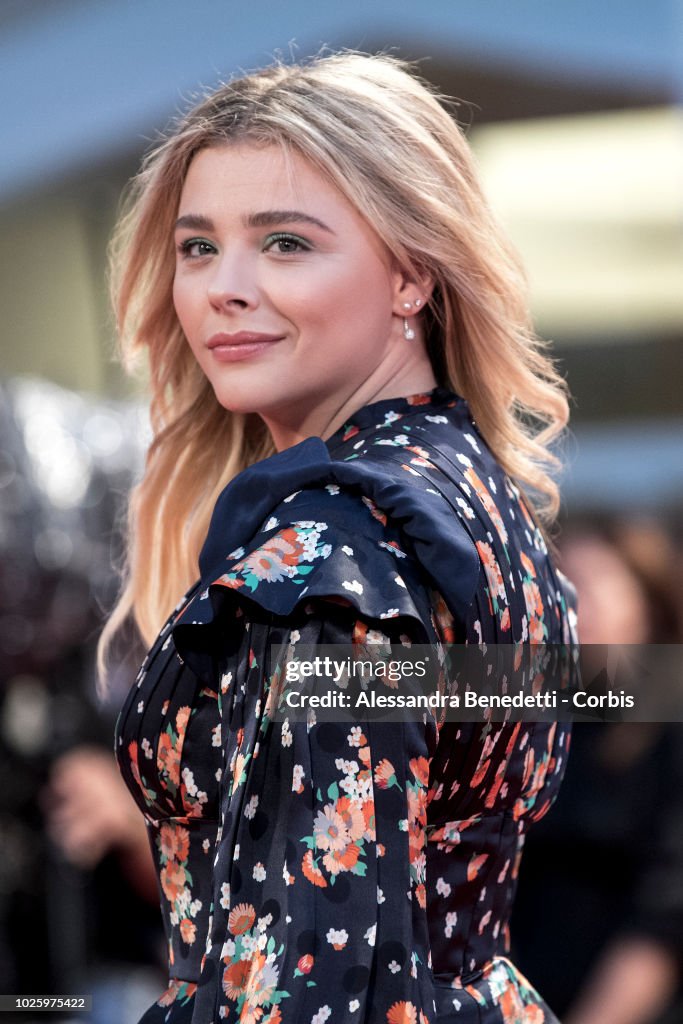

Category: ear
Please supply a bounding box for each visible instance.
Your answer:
[389,259,436,317]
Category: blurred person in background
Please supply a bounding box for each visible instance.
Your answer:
[0,377,166,1022]
[511,516,683,1024]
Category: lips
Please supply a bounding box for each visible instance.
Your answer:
[207,331,284,348]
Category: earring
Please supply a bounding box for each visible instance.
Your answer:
[403,317,416,340]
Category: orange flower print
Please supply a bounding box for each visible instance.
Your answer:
[301,850,328,887]
[313,804,353,852]
[156,979,197,1007]
[157,733,181,789]
[321,841,361,876]
[387,1001,418,1024]
[358,744,372,768]
[127,741,156,805]
[215,573,246,591]
[159,822,190,863]
[335,795,367,840]
[238,528,306,581]
[242,950,280,1007]
[222,958,250,1000]
[520,550,536,578]
[476,542,506,601]
[409,757,429,787]
[467,852,489,882]
[522,579,544,619]
[374,758,399,789]
[361,797,376,839]
[179,917,196,944]
[221,921,290,1017]
[217,522,333,593]
[464,467,508,543]
[157,705,191,795]
[295,954,314,976]
[362,496,388,525]
[228,902,256,935]
[160,860,186,902]
[175,705,191,734]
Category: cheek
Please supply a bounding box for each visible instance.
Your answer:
[172,277,199,337]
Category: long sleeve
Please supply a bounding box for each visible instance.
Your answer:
[191,601,440,1024]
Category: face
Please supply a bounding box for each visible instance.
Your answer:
[172,142,432,448]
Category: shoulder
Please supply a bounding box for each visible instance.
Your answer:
[177,432,481,639]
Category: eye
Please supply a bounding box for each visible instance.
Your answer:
[263,232,311,254]
[177,238,217,259]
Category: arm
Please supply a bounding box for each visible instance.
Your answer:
[193,602,440,1024]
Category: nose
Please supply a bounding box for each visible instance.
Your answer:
[206,251,259,311]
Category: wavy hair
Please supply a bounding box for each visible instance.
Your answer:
[97,50,569,690]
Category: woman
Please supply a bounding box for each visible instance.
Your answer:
[102,52,577,1023]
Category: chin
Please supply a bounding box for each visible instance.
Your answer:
[210,382,277,418]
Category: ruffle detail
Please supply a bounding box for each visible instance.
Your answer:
[171,436,480,682]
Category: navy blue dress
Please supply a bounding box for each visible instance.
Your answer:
[115,386,576,1023]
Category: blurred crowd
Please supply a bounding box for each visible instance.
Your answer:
[1,375,682,1023]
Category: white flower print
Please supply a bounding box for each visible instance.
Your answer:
[364,923,376,947]
[219,883,230,909]
[326,927,348,949]
[311,1008,332,1024]
[436,877,452,897]
[292,763,305,792]
[244,795,259,819]
[347,726,364,747]
[252,862,266,881]
[342,579,363,595]
[456,496,475,519]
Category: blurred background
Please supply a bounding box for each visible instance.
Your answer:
[0,1,681,1022]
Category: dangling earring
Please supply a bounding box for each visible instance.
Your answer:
[402,298,422,341]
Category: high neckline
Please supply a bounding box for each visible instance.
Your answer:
[323,385,462,453]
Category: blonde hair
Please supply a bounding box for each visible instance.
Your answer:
[98,50,569,690]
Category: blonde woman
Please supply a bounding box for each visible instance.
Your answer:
[104,52,576,1023]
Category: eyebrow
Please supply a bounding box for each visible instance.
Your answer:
[174,210,334,233]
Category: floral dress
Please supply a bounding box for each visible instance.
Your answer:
[115,386,577,1023]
